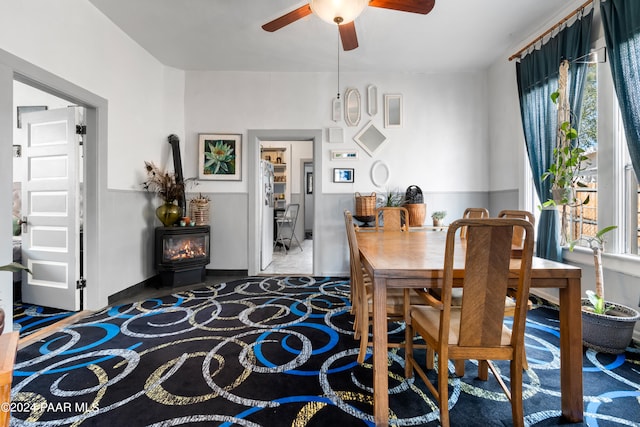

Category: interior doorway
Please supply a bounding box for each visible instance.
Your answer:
[11,81,86,311]
[258,141,313,276]
[246,129,322,277]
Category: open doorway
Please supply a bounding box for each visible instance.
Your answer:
[246,129,322,277]
[11,81,86,312]
[259,141,313,275]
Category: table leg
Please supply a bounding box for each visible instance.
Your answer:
[372,276,389,426]
[558,277,584,422]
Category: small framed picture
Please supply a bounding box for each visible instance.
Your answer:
[333,168,354,183]
[332,98,342,122]
[198,133,242,180]
[331,150,358,160]
[328,127,344,143]
[17,105,47,128]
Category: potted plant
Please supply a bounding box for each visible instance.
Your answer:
[541,63,591,244]
[568,226,640,354]
[377,188,404,208]
[403,185,426,227]
[431,210,446,227]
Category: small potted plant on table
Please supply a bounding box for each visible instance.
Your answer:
[431,211,446,228]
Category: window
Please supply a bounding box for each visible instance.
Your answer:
[563,51,640,255]
[569,62,598,243]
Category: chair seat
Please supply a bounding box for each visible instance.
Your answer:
[365,285,425,315]
[411,305,513,346]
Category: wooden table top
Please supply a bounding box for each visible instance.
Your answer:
[356,230,581,283]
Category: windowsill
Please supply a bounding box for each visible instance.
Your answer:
[561,246,640,278]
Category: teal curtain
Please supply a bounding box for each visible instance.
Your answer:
[601,0,640,182]
[516,9,593,261]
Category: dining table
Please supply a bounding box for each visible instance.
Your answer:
[356,229,583,426]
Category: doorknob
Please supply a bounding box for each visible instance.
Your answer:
[20,216,28,234]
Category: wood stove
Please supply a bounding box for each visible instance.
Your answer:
[155,225,210,286]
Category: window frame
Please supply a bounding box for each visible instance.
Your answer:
[530,36,640,275]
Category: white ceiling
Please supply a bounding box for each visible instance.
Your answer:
[87,0,581,73]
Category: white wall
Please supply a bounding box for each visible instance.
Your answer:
[184,70,492,272]
[185,70,490,196]
[0,0,185,310]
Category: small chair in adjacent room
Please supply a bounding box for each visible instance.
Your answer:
[404,217,535,427]
[374,206,409,231]
[274,203,302,254]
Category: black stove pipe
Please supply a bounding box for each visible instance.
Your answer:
[168,134,186,215]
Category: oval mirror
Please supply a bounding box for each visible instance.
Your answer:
[344,88,361,127]
[371,160,390,188]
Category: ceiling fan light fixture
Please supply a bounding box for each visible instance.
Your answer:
[310,0,368,25]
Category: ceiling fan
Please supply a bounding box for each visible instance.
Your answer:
[262,0,436,51]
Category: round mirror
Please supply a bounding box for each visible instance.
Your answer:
[344,88,361,127]
[371,160,390,188]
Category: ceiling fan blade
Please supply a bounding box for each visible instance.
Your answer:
[339,21,359,51]
[262,4,313,32]
[368,0,435,14]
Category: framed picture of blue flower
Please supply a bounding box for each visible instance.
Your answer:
[198,133,242,180]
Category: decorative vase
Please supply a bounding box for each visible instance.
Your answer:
[156,202,182,227]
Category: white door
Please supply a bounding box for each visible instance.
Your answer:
[21,107,81,311]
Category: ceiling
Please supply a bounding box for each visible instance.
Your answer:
[87,0,579,73]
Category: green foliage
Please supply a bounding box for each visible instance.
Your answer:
[568,225,617,251]
[586,290,606,314]
[378,189,404,207]
[431,210,447,220]
[0,262,30,273]
[541,91,591,206]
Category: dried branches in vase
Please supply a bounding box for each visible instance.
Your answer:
[143,161,184,226]
[143,161,184,203]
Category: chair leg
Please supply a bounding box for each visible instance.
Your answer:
[291,232,303,252]
[510,359,525,427]
[437,353,450,427]
[454,360,465,377]
[478,360,489,381]
[426,348,435,370]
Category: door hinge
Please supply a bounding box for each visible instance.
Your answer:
[76,278,87,290]
[76,125,86,135]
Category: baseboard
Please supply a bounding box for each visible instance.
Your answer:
[107,276,158,305]
[206,269,248,277]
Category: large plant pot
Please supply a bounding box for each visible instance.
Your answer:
[581,299,640,354]
[405,203,426,227]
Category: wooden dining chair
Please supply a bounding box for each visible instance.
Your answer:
[344,210,423,364]
[374,206,409,231]
[460,207,490,239]
[498,209,536,256]
[404,218,534,427]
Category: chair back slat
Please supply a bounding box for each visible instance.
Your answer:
[458,224,513,347]
[375,207,409,231]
